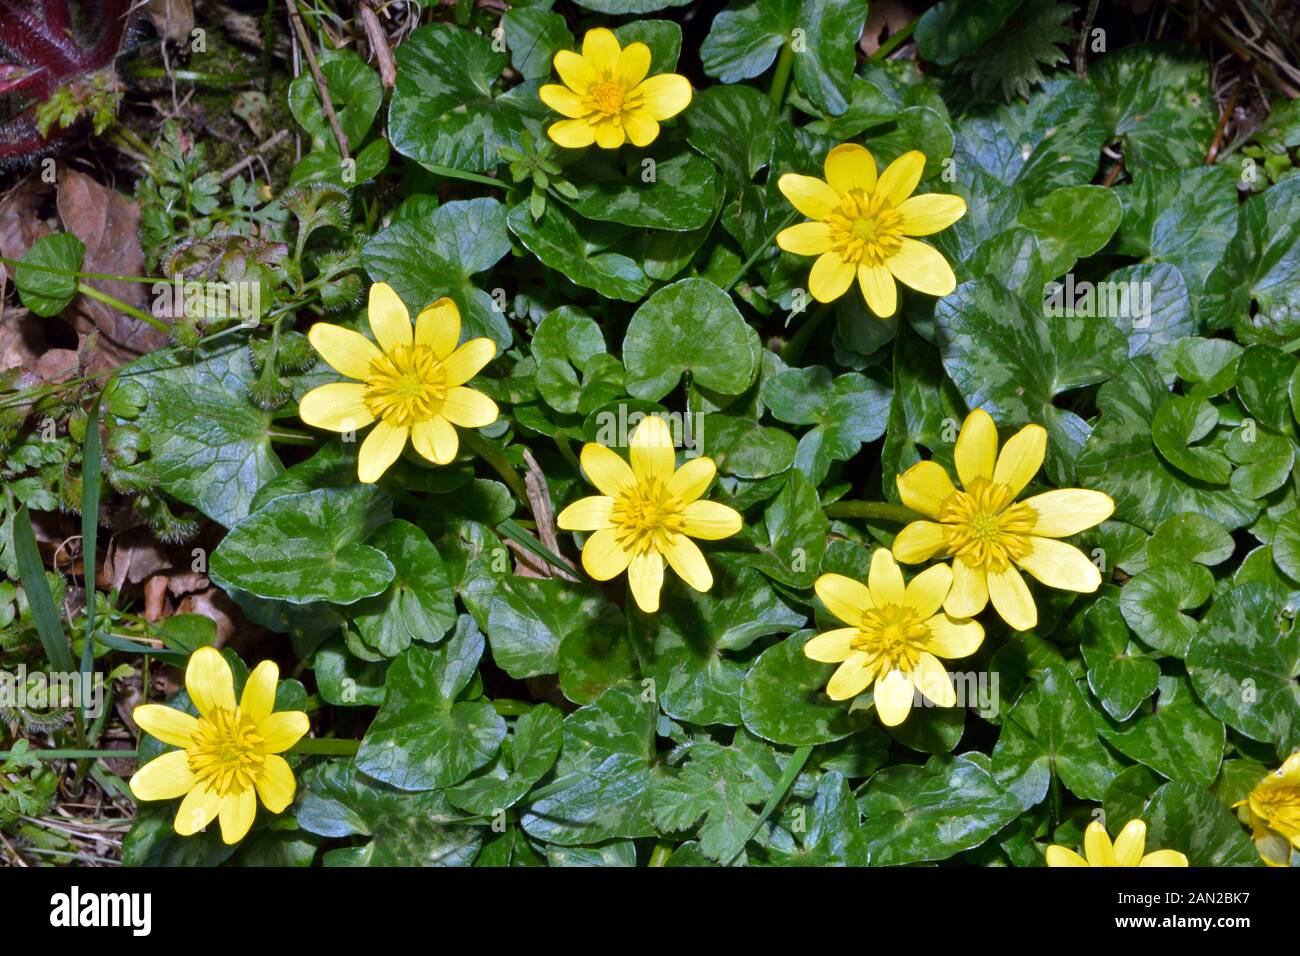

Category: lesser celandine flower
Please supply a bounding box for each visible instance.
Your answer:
[776,144,965,317]
[556,415,741,613]
[1234,752,1300,866]
[1046,819,1188,867]
[806,549,983,725]
[130,647,309,845]
[892,409,1114,632]
[540,27,692,149]
[299,283,499,483]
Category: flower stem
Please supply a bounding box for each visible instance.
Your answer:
[76,283,170,334]
[462,430,530,503]
[768,41,795,107]
[0,255,159,284]
[291,738,360,756]
[723,207,800,294]
[266,426,318,446]
[779,303,831,365]
[869,17,919,61]
[647,840,674,867]
[422,164,505,189]
[824,500,924,523]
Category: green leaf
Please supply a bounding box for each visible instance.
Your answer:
[881,322,963,500]
[732,469,829,588]
[519,685,659,845]
[348,520,457,658]
[1140,781,1260,867]
[613,20,683,73]
[622,278,761,400]
[1099,675,1225,788]
[1237,344,1296,431]
[859,754,1023,866]
[562,143,721,232]
[914,0,1019,64]
[296,760,482,866]
[1225,423,1294,500]
[447,704,564,814]
[651,740,770,863]
[1146,512,1235,567]
[707,413,798,479]
[507,201,652,303]
[1018,185,1122,278]
[501,7,573,80]
[363,197,513,348]
[762,365,890,485]
[685,84,777,195]
[574,0,692,14]
[209,487,395,605]
[288,47,381,151]
[15,233,84,316]
[700,0,799,83]
[790,0,868,116]
[740,632,874,745]
[1151,395,1231,484]
[1080,589,1159,721]
[356,616,506,791]
[1186,581,1300,749]
[756,771,867,866]
[992,663,1120,807]
[387,22,543,174]
[1118,561,1214,657]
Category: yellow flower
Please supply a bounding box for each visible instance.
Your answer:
[892,409,1114,632]
[1234,752,1300,867]
[556,415,741,613]
[1047,819,1188,867]
[539,27,692,149]
[129,646,309,845]
[806,549,983,725]
[776,144,965,317]
[299,283,499,483]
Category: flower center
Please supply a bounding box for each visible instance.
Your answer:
[1252,781,1300,835]
[364,345,447,427]
[852,604,929,672]
[610,479,685,555]
[589,80,626,117]
[826,189,903,265]
[187,707,265,796]
[939,477,1038,572]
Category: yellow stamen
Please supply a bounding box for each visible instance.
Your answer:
[589,79,627,117]
[186,707,265,797]
[825,189,904,265]
[610,478,686,555]
[939,477,1038,572]
[363,344,448,427]
[851,604,930,673]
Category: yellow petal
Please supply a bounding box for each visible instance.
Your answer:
[897,193,967,236]
[893,521,949,564]
[628,550,664,613]
[1083,820,1115,867]
[1046,845,1088,867]
[549,118,597,148]
[186,646,235,718]
[987,565,1037,631]
[367,282,412,353]
[912,652,955,707]
[886,238,956,296]
[556,495,614,531]
[945,561,989,618]
[827,652,876,701]
[581,527,632,581]
[258,711,310,754]
[815,573,874,626]
[623,109,660,147]
[581,443,636,496]
[824,143,877,195]
[896,459,957,517]
[1139,850,1188,867]
[955,409,997,487]
[1019,537,1101,593]
[867,548,905,606]
[629,415,676,483]
[666,456,716,503]
[414,297,460,359]
[132,704,199,749]
[680,500,742,540]
[582,27,621,74]
[777,173,839,220]
[873,667,915,725]
[663,533,712,593]
[411,416,458,465]
[358,420,409,483]
[218,788,257,845]
[903,563,952,618]
[442,337,495,387]
[803,627,859,663]
[922,614,984,659]
[539,83,586,118]
[129,750,195,801]
[615,41,651,86]
[634,73,691,120]
[174,783,221,836]
[299,383,374,433]
[256,754,296,814]
[857,263,897,317]
[876,149,925,206]
[595,119,625,150]
[993,424,1046,496]
[553,50,595,94]
[776,221,832,256]
[1022,489,1115,537]
[441,386,498,428]
[808,251,855,302]
[307,322,381,380]
[240,660,278,724]
[1113,819,1147,867]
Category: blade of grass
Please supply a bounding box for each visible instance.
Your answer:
[497,517,576,577]
[79,398,101,724]
[725,743,813,865]
[13,506,74,672]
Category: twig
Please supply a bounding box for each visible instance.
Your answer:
[219,128,292,182]
[1103,159,1124,187]
[1205,85,1241,164]
[521,448,578,582]
[358,1,396,90]
[1076,0,1101,77]
[285,0,350,159]
[0,827,26,867]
